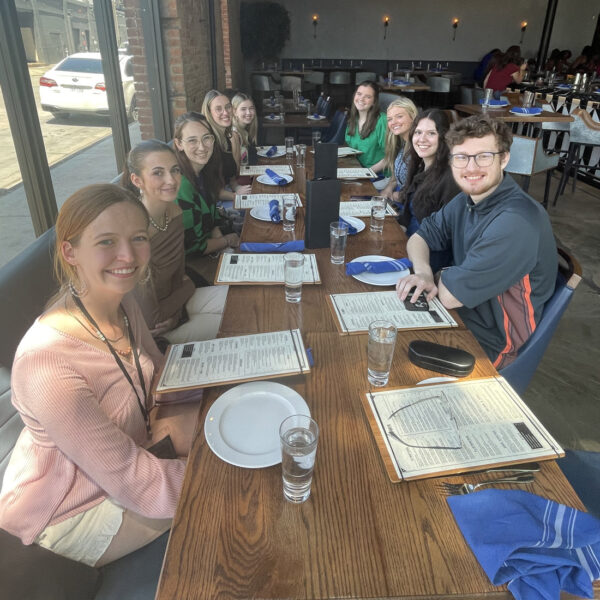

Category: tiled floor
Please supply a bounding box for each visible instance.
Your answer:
[521,172,600,453]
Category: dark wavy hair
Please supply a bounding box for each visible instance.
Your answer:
[346,81,381,139]
[120,139,175,194]
[172,111,223,206]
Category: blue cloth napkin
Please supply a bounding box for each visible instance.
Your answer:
[556,84,572,89]
[479,99,509,106]
[388,79,410,86]
[265,169,287,186]
[268,199,281,222]
[345,258,412,275]
[447,489,600,600]
[239,241,305,252]
[312,113,321,119]
[269,113,276,119]
[511,107,543,115]
[338,217,357,235]
[265,145,278,157]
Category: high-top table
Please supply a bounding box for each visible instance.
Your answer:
[454,103,574,123]
[155,153,591,600]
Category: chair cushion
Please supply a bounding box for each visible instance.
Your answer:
[0,528,100,600]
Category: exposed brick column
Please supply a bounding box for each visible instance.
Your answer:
[220,0,232,88]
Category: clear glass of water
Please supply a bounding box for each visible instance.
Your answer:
[312,130,321,146]
[282,195,297,232]
[285,136,295,160]
[279,414,319,503]
[370,196,387,233]
[329,220,348,264]
[284,252,304,303]
[367,320,397,387]
[483,88,494,107]
[295,143,306,168]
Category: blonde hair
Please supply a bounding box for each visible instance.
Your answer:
[383,97,418,172]
[232,93,257,147]
[201,89,231,152]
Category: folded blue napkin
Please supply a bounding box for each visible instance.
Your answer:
[240,241,305,252]
[479,99,508,106]
[556,84,572,89]
[388,79,410,86]
[338,217,357,235]
[265,169,287,186]
[345,258,412,275]
[312,113,320,119]
[265,145,278,157]
[448,489,600,600]
[511,107,543,115]
[269,113,276,119]
[268,199,281,222]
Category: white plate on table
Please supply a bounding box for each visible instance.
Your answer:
[264,114,283,121]
[257,146,286,158]
[250,205,275,222]
[256,173,294,186]
[349,254,410,287]
[340,216,365,234]
[204,382,310,468]
[307,114,326,121]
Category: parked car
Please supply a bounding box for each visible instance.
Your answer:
[39,52,137,121]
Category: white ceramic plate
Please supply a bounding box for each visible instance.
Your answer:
[204,382,310,468]
[250,205,275,222]
[349,254,410,287]
[509,108,542,116]
[340,216,365,234]
[257,146,286,158]
[307,114,326,121]
[264,114,283,121]
[256,173,294,186]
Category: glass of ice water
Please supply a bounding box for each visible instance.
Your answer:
[282,195,297,232]
[370,196,387,233]
[367,320,397,387]
[279,414,319,503]
[283,252,304,303]
[285,136,295,161]
[329,220,348,264]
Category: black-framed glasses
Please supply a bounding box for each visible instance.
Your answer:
[181,134,215,148]
[450,151,504,168]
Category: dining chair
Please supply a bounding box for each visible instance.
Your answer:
[460,86,473,104]
[426,76,451,108]
[303,70,325,97]
[472,87,485,103]
[379,92,402,112]
[558,449,600,519]
[355,71,377,85]
[322,109,348,144]
[251,74,272,92]
[329,71,351,85]
[281,75,302,92]
[499,247,581,395]
[443,109,461,125]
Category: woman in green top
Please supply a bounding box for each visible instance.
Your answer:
[172,112,239,257]
[344,81,387,172]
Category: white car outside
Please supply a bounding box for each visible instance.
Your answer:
[39,52,137,120]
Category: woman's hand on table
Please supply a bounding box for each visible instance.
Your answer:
[396,272,438,303]
[224,232,239,248]
[235,184,252,195]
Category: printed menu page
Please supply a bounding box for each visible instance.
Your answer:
[240,165,293,176]
[234,193,302,209]
[156,329,310,392]
[337,168,377,179]
[364,377,563,482]
[339,201,398,217]
[215,253,320,285]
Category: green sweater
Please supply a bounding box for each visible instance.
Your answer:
[176,174,222,255]
[344,112,387,169]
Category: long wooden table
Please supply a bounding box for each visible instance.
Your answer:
[156,154,594,600]
[454,103,574,123]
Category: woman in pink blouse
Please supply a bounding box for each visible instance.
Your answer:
[0,184,196,566]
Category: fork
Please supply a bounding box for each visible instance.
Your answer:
[440,473,535,495]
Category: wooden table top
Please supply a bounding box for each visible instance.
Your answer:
[454,103,574,123]
[382,83,431,93]
[262,113,331,129]
[156,153,592,600]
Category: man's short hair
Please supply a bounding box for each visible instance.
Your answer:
[445,114,513,154]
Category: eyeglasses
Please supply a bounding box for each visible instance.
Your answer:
[450,151,504,168]
[181,134,215,148]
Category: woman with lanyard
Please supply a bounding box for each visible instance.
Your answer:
[122,139,228,346]
[0,184,196,567]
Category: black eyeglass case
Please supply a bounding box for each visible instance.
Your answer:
[408,340,475,377]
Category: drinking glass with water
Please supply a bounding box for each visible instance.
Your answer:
[367,320,397,387]
[329,220,348,264]
[370,196,387,233]
[283,252,304,303]
[282,195,297,232]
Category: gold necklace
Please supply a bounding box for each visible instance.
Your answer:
[65,299,127,344]
[149,211,170,232]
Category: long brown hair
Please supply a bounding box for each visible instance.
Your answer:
[347,81,381,139]
[172,111,223,206]
[120,139,175,194]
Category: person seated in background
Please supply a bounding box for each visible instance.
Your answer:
[344,81,388,173]
[232,92,258,166]
[570,46,593,73]
[398,109,460,273]
[122,140,227,345]
[556,50,572,73]
[380,97,418,205]
[0,184,196,567]
[474,48,501,87]
[202,90,252,205]
[397,115,557,369]
[484,46,527,98]
[544,48,561,72]
[173,112,239,283]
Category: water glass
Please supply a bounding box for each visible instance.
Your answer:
[279,414,319,503]
[522,91,535,107]
[370,196,387,233]
[483,88,494,106]
[306,101,312,117]
[367,320,397,387]
[279,111,285,123]
[295,144,306,168]
[284,252,304,303]
[311,130,321,146]
[329,221,348,264]
[285,136,295,160]
[282,195,297,232]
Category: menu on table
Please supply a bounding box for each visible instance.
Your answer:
[339,201,398,217]
[215,253,321,285]
[337,147,363,157]
[337,167,377,179]
[363,377,564,482]
[155,329,311,392]
[328,291,457,334]
[240,165,293,176]
[234,193,303,209]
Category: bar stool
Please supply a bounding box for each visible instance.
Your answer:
[303,71,324,98]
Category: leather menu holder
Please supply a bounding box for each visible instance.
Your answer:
[408,340,475,377]
[247,143,258,166]
[304,178,341,248]
[314,143,338,180]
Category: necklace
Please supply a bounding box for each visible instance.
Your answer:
[149,211,170,232]
[65,298,127,344]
